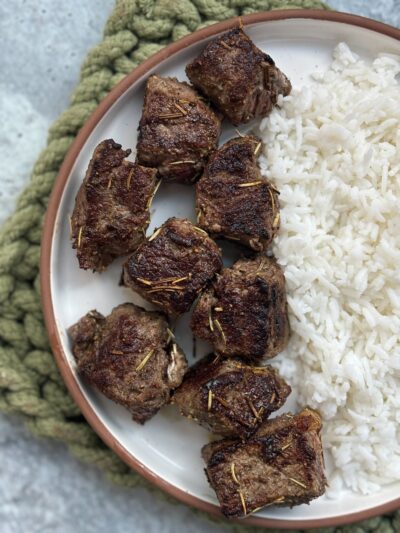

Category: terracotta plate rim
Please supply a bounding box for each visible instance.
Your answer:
[40,9,400,529]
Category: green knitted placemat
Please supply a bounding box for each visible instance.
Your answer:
[0,0,398,531]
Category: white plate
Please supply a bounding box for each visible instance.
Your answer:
[41,11,400,528]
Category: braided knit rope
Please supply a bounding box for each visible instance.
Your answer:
[1,1,398,530]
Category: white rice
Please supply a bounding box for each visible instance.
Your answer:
[257,43,400,496]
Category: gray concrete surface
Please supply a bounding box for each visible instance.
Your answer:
[0,1,398,532]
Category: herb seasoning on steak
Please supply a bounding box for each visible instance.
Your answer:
[123,218,222,317]
[186,28,291,126]
[196,135,280,251]
[172,354,291,439]
[191,255,289,361]
[71,139,158,272]
[68,303,187,424]
[203,408,327,518]
[136,75,221,184]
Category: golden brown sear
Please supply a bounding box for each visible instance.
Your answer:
[203,408,327,518]
[68,303,187,424]
[191,255,289,362]
[71,139,157,272]
[136,75,221,184]
[123,218,223,317]
[186,28,291,126]
[171,354,291,439]
[196,135,280,251]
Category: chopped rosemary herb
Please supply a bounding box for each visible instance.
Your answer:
[207,389,213,411]
[166,328,175,342]
[256,258,265,274]
[251,365,268,372]
[126,168,135,190]
[231,463,240,485]
[264,496,285,507]
[193,226,208,236]
[247,398,262,421]
[172,276,188,284]
[169,160,196,166]
[254,142,262,156]
[212,354,220,365]
[213,319,226,344]
[77,226,83,248]
[273,212,280,228]
[135,349,154,371]
[269,188,276,214]
[148,227,162,241]
[158,112,184,119]
[147,286,185,293]
[208,309,214,332]
[238,181,263,188]
[136,277,153,286]
[239,491,247,515]
[147,179,162,209]
[289,477,307,489]
[214,395,229,408]
[220,41,232,50]
[174,102,187,115]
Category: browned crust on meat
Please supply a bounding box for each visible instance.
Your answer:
[68,303,187,423]
[202,408,327,518]
[171,353,291,438]
[136,75,221,184]
[196,135,280,251]
[186,28,291,126]
[71,139,158,272]
[191,255,289,361]
[123,218,222,317]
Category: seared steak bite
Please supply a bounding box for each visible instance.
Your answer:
[191,255,289,361]
[123,218,222,317]
[68,303,187,424]
[136,75,221,184]
[71,139,158,272]
[186,28,291,126]
[171,354,291,439]
[196,135,280,251]
[202,408,327,518]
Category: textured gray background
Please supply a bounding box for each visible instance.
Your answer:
[0,1,398,532]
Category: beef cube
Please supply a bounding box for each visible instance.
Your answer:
[123,218,222,317]
[172,353,291,439]
[68,303,187,423]
[191,255,289,361]
[186,28,291,126]
[196,135,280,251]
[71,139,158,272]
[136,75,221,184]
[203,408,327,518]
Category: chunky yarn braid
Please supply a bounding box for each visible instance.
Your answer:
[1,0,398,530]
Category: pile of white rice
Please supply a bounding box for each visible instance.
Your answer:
[257,43,400,496]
